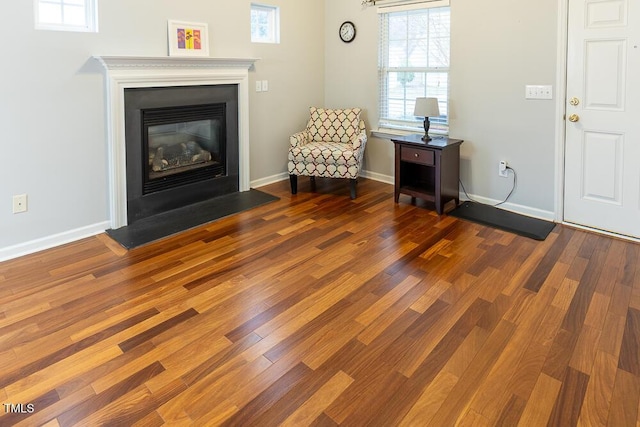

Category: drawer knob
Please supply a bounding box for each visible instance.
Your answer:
[414,153,419,158]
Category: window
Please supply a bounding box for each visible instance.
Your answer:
[378,1,450,132]
[35,0,97,32]
[251,3,280,44]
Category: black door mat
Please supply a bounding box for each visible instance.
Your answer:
[106,189,279,250]
[449,201,556,240]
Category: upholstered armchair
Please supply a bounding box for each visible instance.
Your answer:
[288,107,367,199]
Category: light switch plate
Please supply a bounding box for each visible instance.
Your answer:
[525,85,553,100]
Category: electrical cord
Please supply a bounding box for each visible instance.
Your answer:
[494,167,517,206]
[459,166,517,207]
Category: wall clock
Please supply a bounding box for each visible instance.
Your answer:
[339,21,356,43]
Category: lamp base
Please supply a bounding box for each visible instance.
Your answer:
[422,117,432,141]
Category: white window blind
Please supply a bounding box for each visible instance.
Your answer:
[35,0,97,32]
[378,1,450,132]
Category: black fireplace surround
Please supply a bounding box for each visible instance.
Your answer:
[124,84,239,225]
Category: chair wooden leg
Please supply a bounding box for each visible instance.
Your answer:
[350,179,357,199]
[310,176,316,192]
[289,174,298,194]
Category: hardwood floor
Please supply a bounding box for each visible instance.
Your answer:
[1,178,639,426]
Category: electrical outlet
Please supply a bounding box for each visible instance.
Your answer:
[12,194,28,214]
[499,161,508,178]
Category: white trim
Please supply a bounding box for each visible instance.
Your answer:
[94,56,257,70]
[360,169,395,185]
[554,0,569,223]
[251,3,281,44]
[370,127,447,139]
[359,169,556,221]
[370,128,415,139]
[0,222,109,263]
[250,170,396,188]
[377,0,449,13]
[562,222,640,244]
[250,170,395,189]
[94,56,258,230]
[35,0,98,32]
[358,169,555,220]
[460,194,556,222]
[377,5,451,134]
[251,172,289,188]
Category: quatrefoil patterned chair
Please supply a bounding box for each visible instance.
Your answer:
[288,107,367,199]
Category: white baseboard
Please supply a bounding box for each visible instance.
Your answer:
[251,172,289,189]
[359,170,394,185]
[0,221,110,263]
[461,194,556,222]
[562,221,640,243]
[251,170,395,188]
[360,169,556,222]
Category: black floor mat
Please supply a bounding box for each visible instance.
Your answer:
[106,189,279,249]
[449,201,556,240]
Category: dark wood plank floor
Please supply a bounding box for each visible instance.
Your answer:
[1,178,639,426]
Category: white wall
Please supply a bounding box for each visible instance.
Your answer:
[325,0,560,217]
[0,0,324,258]
[451,0,558,215]
[324,1,386,177]
[1,0,563,260]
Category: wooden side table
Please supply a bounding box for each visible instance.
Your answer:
[391,134,464,215]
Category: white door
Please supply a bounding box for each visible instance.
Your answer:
[564,0,640,238]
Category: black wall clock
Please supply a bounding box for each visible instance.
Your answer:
[339,21,356,43]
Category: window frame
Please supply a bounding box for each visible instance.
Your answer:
[377,0,450,134]
[35,0,98,32]
[250,3,281,44]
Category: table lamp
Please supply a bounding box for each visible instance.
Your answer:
[414,97,440,141]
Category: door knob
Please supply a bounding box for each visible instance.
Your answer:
[569,97,580,106]
[568,114,580,122]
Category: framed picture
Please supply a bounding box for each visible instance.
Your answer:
[167,20,210,57]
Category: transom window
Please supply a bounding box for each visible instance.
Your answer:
[251,3,280,44]
[378,1,450,132]
[35,0,98,32]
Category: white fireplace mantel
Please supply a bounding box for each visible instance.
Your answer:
[94,55,258,70]
[94,55,258,229]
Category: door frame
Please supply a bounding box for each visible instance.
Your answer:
[554,0,640,242]
[553,0,569,225]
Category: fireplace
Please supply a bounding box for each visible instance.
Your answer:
[145,104,225,190]
[94,56,257,229]
[124,84,239,224]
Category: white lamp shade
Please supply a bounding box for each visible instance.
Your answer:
[414,97,440,117]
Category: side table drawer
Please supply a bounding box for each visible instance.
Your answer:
[401,147,435,166]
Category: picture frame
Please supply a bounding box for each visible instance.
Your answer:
[167,20,210,57]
